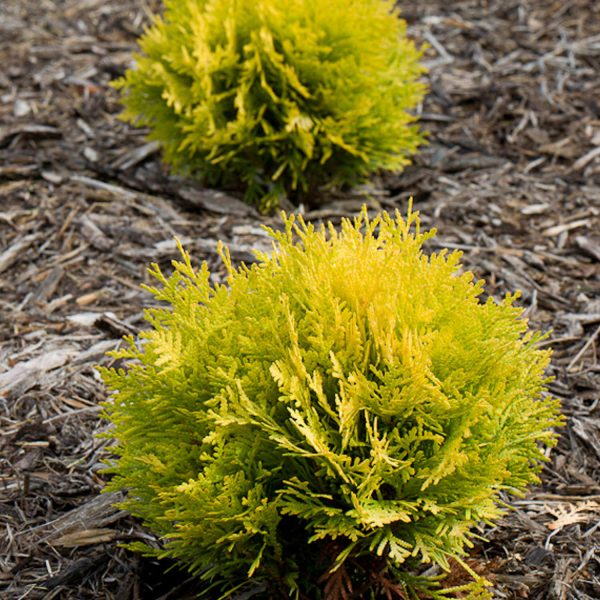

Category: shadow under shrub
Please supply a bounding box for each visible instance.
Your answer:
[114,0,427,212]
[101,207,561,599]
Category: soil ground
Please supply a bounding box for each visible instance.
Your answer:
[0,0,599,598]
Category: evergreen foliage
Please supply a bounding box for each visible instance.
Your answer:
[113,0,426,212]
[101,207,561,599]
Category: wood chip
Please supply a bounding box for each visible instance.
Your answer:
[0,233,38,274]
[0,123,61,146]
[572,146,600,171]
[76,291,101,306]
[177,187,257,216]
[575,235,600,261]
[542,219,590,237]
[52,528,119,548]
[0,346,78,396]
[79,215,114,251]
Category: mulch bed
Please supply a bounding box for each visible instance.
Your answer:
[1,0,599,598]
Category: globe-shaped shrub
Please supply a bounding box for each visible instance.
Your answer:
[113,0,426,212]
[101,208,561,599]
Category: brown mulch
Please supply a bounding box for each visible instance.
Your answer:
[1,0,599,598]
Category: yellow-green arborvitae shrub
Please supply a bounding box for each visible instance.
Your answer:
[101,208,561,599]
[114,0,426,212]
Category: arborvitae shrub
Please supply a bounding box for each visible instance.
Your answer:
[113,0,426,212]
[101,207,561,599]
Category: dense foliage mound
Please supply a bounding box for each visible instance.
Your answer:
[101,208,561,599]
[113,0,426,212]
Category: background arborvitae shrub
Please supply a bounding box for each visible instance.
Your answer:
[101,208,561,599]
[113,0,426,212]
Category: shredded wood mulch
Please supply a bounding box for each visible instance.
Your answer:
[1,0,599,598]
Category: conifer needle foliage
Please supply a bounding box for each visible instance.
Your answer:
[113,0,426,212]
[101,207,562,599]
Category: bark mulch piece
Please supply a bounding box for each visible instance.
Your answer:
[1,0,599,598]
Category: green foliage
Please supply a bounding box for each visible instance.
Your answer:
[101,207,562,599]
[113,0,426,212]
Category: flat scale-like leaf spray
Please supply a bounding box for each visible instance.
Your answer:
[101,206,562,599]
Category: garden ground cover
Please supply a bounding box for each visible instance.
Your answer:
[0,0,599,598]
